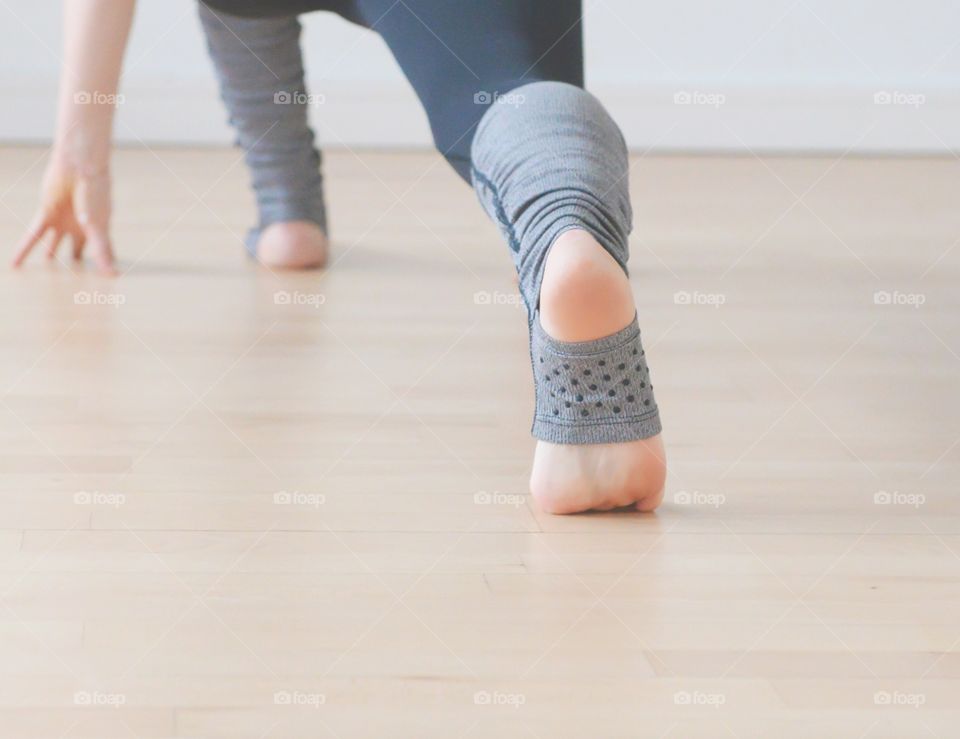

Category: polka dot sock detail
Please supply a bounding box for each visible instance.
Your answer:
[530,311,662,444]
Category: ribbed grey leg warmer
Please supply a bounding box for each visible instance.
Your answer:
[198,3,327,255]
[471,81,662,444]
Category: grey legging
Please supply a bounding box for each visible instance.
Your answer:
[198,1,661,443]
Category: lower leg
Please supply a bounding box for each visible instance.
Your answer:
[198,3,327,268]
[471,81,666,513]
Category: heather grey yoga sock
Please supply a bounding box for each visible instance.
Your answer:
[198,4,327,254]
[471,81,662,444]
[531,313,661,444]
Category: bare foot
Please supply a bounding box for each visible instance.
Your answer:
[531,435,666,513]
[529,229,666,514]
[255,221,328,270]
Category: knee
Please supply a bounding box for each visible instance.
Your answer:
[469,79,632,236]
[507,81,606,119]
[472,81,625,160]
[435,81,607,182]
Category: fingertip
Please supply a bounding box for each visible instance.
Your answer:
[95,256,118,277]
[71,234,86,261]
[12,224,47,268]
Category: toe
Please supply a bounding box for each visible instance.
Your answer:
[635,486,664,512]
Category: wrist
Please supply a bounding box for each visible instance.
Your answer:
[51,137,110,177]
[53,125,111,177]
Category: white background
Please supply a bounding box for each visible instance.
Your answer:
[1,0,958,152]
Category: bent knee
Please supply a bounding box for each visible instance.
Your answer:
[472,81,622,158]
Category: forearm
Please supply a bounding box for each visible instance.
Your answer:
[54,0,136,172]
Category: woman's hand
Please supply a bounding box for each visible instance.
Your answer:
[11,0,136,276]
[12,155,115,275]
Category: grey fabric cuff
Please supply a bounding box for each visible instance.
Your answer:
[530,312,662,444]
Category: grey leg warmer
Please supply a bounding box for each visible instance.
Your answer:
[198,3,327,254]
[471,81,662,444]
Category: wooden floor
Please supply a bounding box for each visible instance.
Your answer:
[1,147,958,738]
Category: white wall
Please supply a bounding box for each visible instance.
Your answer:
[1,0,958,152]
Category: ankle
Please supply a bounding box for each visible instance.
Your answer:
[538,230,635,341]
